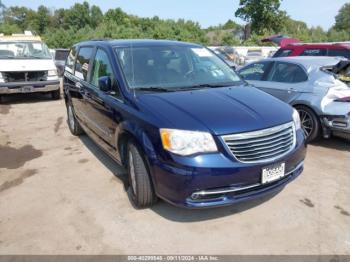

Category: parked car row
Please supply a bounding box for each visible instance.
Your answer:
[1,36,349,210]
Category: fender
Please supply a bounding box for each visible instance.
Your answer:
[114,120,158,163]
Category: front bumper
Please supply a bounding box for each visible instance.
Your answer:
[322,115,350,140]
[150,130,306,208]
[0,80,60,94]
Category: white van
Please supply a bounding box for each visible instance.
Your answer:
[0,32,60,101]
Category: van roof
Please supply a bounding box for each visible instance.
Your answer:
[0,34,42,42]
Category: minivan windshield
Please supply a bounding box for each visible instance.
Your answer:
[0,41,52,59]
[115,45,242,91]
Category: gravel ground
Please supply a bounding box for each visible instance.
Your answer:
[0,93,349,255]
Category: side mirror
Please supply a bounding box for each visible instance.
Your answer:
[98,76,111,92]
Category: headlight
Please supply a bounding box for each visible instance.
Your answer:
[160,129,217,156]
[48,69,58,76]
[0,72,4,83]
[292,109,301,130]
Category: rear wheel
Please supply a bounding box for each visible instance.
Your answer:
[127,141,157,208]
[67,102,84,136]
[295,105,320,143]
[51,89,61,100]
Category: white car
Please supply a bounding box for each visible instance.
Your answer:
[238,56,350,142]
[0,33,60,102]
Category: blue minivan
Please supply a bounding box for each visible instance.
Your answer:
[63,39,306,209]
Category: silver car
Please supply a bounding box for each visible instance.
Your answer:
[238,56,350,142]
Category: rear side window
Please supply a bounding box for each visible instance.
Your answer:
[327,49,350,59]
[238,62,271,81]
[273,49,293,58]
[75,47,93,81]
[267,62,308,83]
[300,48,326,56]
[65,47,77,73]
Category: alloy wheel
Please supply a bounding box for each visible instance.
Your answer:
[298,109,314,138]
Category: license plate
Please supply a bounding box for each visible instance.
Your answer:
[262,163,285,184]
[20,86,34,93]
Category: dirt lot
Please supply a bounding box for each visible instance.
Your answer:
[0,94,349,255]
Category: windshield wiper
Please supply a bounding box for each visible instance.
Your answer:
[133,87,173,92]
[176,82,239,90]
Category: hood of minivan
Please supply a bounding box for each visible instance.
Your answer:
[0,59,56,72]
[137,85,293,136]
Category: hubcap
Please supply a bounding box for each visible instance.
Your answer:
[298,109,314,138]
[129,151,137,194]
[68,105,75,130]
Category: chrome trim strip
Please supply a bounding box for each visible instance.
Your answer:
[191,161,304,198]
[222,122,294,140]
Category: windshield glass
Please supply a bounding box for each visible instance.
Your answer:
[115,45,242,90]
[0,41,52,59]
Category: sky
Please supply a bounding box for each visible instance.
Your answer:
[3,0,348,30]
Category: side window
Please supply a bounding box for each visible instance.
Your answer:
[273,49,293,58]
[75,47,93,81]
[65,47,77,73]
[300,48,326,56]
[267,62,308,83]
[327,49,350,59]
[238,62,271,81]
[90,49,120,96]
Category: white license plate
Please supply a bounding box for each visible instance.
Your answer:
[262,163,285,184]
[20,86,34,93]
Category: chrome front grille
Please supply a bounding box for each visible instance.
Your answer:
[222,122,296,163]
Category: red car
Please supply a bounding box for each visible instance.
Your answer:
[273,43,350,59]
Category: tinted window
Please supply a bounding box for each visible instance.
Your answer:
[238,62,271,81]
[300,48,326,56]
[75,47,93,81]
[267,62,308,83]
[328,49,350,59]
[273,49,293,57]
[90,49,120,96]
[115,46,241,90]
[65,47,77,73]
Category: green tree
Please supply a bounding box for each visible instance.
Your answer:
[334,3,350,32]
[35,5,50,34]
[235,0,286,35]
[64,1,91,30]
[90,5,103,28]
[222,19,239,30]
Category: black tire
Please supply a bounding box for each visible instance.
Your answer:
[127,141,157,208]
[295,105,320,143]
[66,101,84,136]
[51,89,61,100]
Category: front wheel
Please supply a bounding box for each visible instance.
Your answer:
[67,102,84,136]
[295,105,320,143]
[127,141,157,208]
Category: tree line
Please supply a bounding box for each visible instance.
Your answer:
[0,1,349,48]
